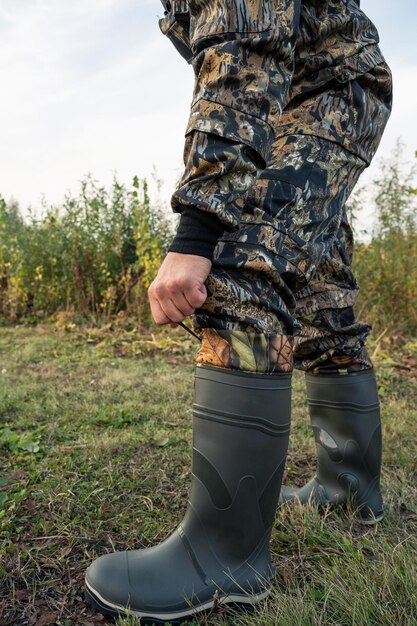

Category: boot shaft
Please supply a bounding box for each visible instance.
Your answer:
[306,370,383,520]
[184,365,292,566]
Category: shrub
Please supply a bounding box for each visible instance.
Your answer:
[352,143,417,336]
[1,146,416,337]
[0,176,174,322]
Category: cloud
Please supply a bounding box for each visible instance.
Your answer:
[0,0,415,226]
[0,0,192,211]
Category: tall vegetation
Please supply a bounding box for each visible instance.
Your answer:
[353,144,417,336]
[0,146,416,336]
[0,176,173,322]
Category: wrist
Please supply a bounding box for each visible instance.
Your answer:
[168,207,225,260]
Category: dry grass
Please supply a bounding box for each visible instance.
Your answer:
[1,324,416,626]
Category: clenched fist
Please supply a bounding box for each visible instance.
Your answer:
[148,252,212,327]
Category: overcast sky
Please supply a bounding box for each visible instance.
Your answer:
[1,0,416,224]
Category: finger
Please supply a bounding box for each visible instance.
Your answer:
[149,297,171,326]
[158,296,187,324]
[185,283,208,309]
[173,292,195,317]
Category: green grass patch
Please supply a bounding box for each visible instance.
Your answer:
[1,325,416,625]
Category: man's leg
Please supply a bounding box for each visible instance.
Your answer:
[293,206,374,376]
[283,210,385,523]
[276,65,393,523]
[193,132,367,372]
[195,62,392,525]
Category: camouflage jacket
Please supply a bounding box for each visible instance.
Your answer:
[159,1,387,231]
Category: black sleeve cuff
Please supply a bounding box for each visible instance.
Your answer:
[168,207,226,260]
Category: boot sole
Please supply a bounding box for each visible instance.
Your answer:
[85,578,271,624]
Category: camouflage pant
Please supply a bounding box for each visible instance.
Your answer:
[193,65,393,374]
[159,1,392,373]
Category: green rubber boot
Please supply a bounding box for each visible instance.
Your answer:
[85,365,292,623]
[280,369,384,524]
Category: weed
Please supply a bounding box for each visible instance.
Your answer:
[0,325,416,625]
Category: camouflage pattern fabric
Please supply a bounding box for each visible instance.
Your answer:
[159,1,393,374]
[192,129,376,373]
[159,0,385,173]
[292,199,376,376]
[196,328,294,373]
[159,1,194,62]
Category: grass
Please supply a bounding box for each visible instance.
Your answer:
[1,323,416,626]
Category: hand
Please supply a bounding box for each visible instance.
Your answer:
[148,252,212,327]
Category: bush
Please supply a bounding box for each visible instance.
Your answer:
[0,146,416,338]
[0,176,174,322]
[352,144,417,337]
